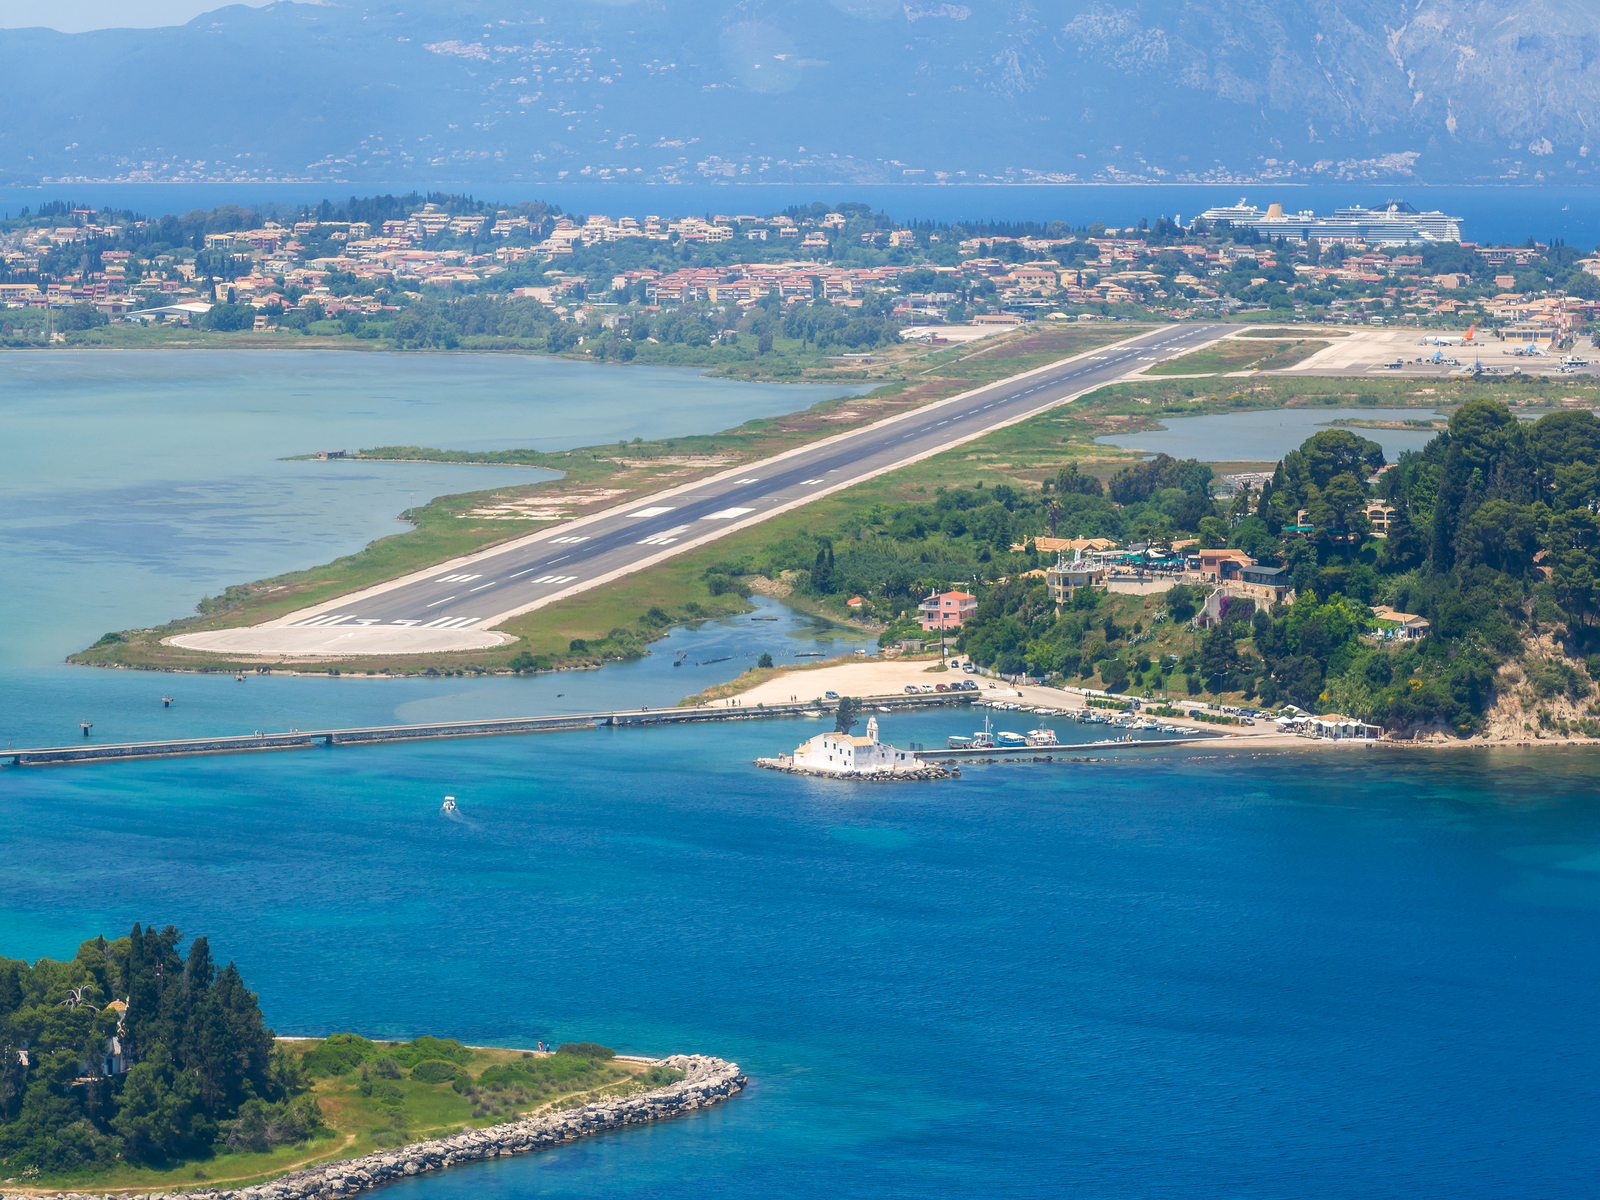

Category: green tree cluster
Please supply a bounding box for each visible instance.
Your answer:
[0,926,317,1174]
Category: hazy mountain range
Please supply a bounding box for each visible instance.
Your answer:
[3,0,1597,189]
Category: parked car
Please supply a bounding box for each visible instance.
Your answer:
[824,691,839,699]
[935,683,949,691]
[904,685,918,694]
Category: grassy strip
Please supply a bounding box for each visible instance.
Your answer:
[1145,338,1329,376]
[81,329,1600,680]
[29,1041,661,1193]
[79,355,1600,677]
[67,324,1141,673]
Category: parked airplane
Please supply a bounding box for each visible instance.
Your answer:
[1420,324,1477,346]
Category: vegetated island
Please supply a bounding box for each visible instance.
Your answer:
[0,927,743,1194]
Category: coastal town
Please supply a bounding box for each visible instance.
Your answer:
[4,196,1600,354]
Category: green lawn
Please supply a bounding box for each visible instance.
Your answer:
[28,1039,666,1194]
[1145,339,1328,375]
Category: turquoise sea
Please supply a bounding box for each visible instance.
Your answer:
[6,730,1599,1196]
[3,353,1599,1196]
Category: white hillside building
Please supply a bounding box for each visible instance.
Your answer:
[789,717,925,775]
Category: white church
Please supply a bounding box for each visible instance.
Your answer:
[788,716,926,775]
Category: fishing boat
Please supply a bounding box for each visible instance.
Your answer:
[970,713,996,749]
[1025,728,1058,746]
[947,735,974,749]
[441,796,458,813]
[995,731,1028,748]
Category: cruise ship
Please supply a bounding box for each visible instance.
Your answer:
[1195,199,1463,245]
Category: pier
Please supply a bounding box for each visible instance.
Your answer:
[3,694,973,767]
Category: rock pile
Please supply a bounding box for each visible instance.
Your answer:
[754,759,956,781]
[19,1055,744,1200]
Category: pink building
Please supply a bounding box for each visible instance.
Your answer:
[919,590,977,632]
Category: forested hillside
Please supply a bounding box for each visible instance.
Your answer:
[724,400,1600,737]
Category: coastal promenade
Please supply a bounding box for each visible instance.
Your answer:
[169,322,1227,659]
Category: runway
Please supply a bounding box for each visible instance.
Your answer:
[172,321,1227,657]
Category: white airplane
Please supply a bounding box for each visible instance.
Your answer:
[1419,323,1477,346]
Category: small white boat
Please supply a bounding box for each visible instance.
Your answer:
[1025,728,1058,746]
[948,735,974,749]
[441,796,458,813]
[970,714,996,749]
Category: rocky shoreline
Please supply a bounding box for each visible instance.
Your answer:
[753,758,957,781]
[13,1055,744,1200]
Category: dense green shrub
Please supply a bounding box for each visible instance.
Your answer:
[410,1060,459,1084]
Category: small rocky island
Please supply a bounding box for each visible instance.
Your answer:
[757,715,956,781]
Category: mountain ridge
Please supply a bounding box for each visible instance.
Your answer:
[3,0,1596,188]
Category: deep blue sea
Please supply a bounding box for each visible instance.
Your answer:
[5,732,1599,1197]
[4,320,1600,1197]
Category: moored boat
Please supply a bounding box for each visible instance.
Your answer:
[1025,728,1058,746]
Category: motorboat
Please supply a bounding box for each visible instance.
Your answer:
[970,714,996,749]
[995,731,1028,748]
[441,796,458,813]
[1025,728,1058,746]
[947,735,974,749]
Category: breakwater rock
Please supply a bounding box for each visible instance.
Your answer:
[753,758,957,781]
[21,1055,744,1200]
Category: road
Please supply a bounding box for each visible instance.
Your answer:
[174,322,1226,657]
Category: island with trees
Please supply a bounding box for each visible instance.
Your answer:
[0,928,731,1192]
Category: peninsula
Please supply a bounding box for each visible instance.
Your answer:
[0,929,744,1195]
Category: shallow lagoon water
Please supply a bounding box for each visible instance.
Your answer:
[0,351,841,737]
[1095,406,1447,464]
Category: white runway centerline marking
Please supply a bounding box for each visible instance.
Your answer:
[424,595,457,607]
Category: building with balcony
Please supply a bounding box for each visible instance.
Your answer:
[919,590,977,631]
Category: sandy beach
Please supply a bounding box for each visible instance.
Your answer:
[722,655,1293,741]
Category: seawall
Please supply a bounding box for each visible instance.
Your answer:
[19,1055,745,1200]
[5,695,972,767]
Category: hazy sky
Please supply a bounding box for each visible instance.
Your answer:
[0,0,267,32]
